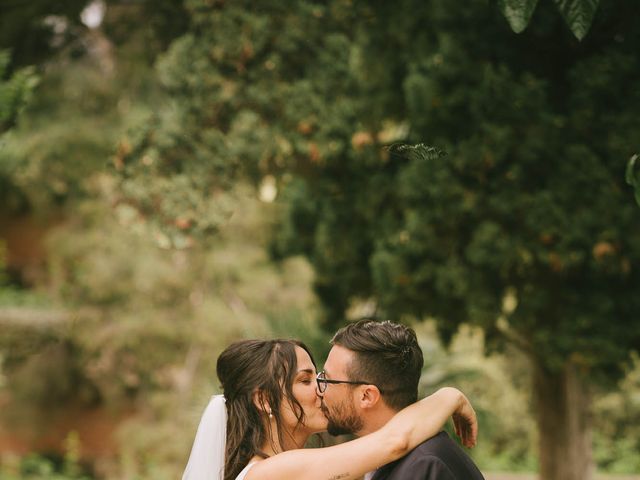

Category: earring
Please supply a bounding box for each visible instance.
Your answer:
[268,411,273,419]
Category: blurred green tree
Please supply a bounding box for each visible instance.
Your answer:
[0,0,190,292]
[0,0,188,70]
[0,50,37,134]
[118,1,640,479]
[113,0,367,245]
[0,49,38,214]
[272,2,640,479]
[0,0,189,213]
[0,0,88,69]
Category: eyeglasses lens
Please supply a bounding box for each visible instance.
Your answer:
[317,372,326,393]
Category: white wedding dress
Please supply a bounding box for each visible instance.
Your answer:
[235,463,256,480]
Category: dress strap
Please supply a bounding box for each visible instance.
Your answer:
[235,462,256,480]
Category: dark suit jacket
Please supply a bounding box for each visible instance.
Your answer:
[370,431,485,480]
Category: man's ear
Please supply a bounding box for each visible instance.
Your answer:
[358,385,382,410]
[252,389,272,416]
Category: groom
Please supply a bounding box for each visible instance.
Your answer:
[318,319,485,480]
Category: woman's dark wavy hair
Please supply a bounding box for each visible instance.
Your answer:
[216,339,316,480]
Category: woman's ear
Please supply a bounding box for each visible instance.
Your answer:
[252,390,273,418]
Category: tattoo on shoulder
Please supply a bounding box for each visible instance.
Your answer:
[328,474,349,480]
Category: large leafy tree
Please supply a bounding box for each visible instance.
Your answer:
[120,0,640,478]
[273,3,640,480]
[115,0,367,243]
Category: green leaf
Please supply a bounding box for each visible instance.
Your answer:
[627,154,640,206]
[498,0,540,33]
[626,154,638,186]
[387,143,447,163]
[553,0,600,40]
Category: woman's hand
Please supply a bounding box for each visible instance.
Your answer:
[451,391,478,448]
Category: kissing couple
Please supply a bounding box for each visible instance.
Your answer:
[183,320,485,480]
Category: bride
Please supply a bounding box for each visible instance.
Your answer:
[183,339,477,480]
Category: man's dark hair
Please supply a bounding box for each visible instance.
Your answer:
[331,319,423,411]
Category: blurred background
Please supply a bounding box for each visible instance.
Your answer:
[1,0,639,479]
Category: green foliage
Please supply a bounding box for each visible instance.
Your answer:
[627,154,640,206]
[2,0,638,475]
[592,354,640,473]
[275,0,640,374]
[415,322,538,471]
[115,0,366,242]
[0,240,50,307]
[0,48,155,211]
[116,0,640,472]
[498,0,600,39]
[415,324,640,473]
[0,50,38,134]
[114,0,640,373]
[0,0,188,215]
[103,0,190,59]
[0,0,189,70]
[0,432,91,479]
[0,0,88,69]
[0,240,7,285]
[0,48,38,213]
[1,189,325,478]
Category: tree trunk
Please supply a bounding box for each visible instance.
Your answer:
[533,360,594,480]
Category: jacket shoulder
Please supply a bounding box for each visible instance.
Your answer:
[373,432,485,480]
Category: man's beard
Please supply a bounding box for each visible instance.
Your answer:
[321,399,363,436]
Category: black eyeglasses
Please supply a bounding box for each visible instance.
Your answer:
[316,371,373,393]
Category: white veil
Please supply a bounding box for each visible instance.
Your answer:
[182,395,227,480]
